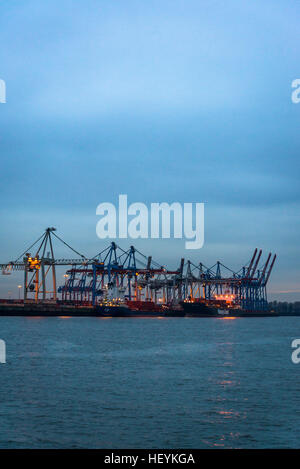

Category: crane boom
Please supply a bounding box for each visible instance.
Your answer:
[245,248,258,278]
[259,253,272,285]
[263,254,276,286]
[249,249,262,279]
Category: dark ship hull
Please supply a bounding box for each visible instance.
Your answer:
[180,301,219,317]
[0,303,166,318]
[0,302,184,318]
[96,304,164,317]
[162,308,185,317]
[0,301,277,318]
[180,300,278,317]
[0,303,98,317]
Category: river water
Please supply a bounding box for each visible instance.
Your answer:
[0,316,299,448]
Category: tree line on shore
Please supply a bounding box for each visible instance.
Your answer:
[269,301,300,314]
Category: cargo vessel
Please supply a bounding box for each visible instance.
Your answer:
[0,299,184,318]
[180,298,278,317]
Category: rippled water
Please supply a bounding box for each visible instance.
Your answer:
[0,316,299,448]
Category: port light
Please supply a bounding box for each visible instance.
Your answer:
[214,294,235,303]
[27,257,41,270]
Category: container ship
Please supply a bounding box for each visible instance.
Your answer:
[180,296,278,317]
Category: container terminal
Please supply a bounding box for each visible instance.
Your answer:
[0,228,277,318]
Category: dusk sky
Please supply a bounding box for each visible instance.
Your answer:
[0,0,299,300]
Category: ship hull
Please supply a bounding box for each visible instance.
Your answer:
[180,301,279,318]
[96,305,164,317]
[0,303,278,318]
[163,309,185,317]
[180,301,219,317]
[232,310,278,317]
[0,303,98,317]
[0,303,168,318]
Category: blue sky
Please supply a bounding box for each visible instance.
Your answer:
[0,0,299,300]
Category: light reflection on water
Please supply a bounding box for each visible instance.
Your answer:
[0,316,298,448]
[218,316,237,320]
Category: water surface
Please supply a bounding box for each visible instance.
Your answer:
[0,316,299,448]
